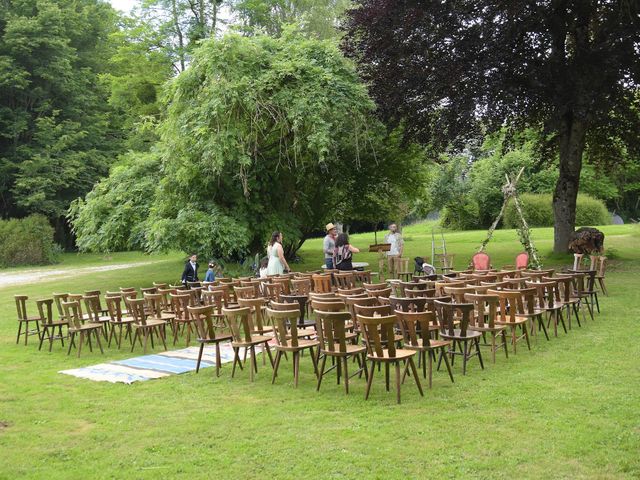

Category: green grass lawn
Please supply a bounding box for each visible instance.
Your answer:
[1,224,639,479]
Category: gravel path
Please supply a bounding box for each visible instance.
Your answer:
[0,261,162,288]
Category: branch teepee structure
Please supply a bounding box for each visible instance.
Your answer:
[478,167,541,269]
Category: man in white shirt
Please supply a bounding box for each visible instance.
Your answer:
[384,223,404,278]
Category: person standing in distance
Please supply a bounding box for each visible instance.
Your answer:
[267,231,291,275]
[182,254,199,285]
[384,223,404,278]
[323,223,338,269]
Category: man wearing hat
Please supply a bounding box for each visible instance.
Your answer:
[323,223,338,269]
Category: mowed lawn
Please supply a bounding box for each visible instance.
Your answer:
[0,224,639,479]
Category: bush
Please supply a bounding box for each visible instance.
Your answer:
[0,215,58,267]
[441,199,482,230]
[504,193,610,228]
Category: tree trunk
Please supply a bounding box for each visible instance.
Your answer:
[553,116,587,253]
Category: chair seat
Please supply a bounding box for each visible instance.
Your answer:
[42,320,68,328]
[70,322,102,332]
[294,328,316,338]
[232,335,272,347]
[322,343,366,356]
[368,348,416,362]
[198,334,233,344]
[440,329,483,340]
[515,309,544,318]
[470,324,508,333]
[252,325,274,334]
[19,315,41,322]
[136,319,166,328]
[405,339,451,350]
[110,317,136,325]
[495,318,528,326]
[275,339,320,351]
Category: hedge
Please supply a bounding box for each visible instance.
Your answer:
[504,193,610,228]
[0,215,58,268]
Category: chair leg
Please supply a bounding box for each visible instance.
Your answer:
[215,342,221,377]
[131,329,138,352]
[16,321,23,344]
[538,315,549,341]
[491,333,496,364]
[462,341,468,375]
[159,326,167,351]
[38,326,46,351]
[365,360,375,400]
[77,331,84,358]
[594,292,600,313]
[523,324,531,350]
[67,332,75,355]
[316,354,327,391]
[501,331,509,359]
[408,357,423,397]
[293,351,300,387]
[271,351,282,384]
[250,346,257,382]
[196,343,204,373]
[475,338,484,368]
[94,329,104,354]
[427,350,433,388]
[441,349,454,383]
[385,362,390,391]
[309,347,319,378]
[231,347,240,378]
[395,361,402,404]
[598,278,607,296]
[264,342,274,368]
[142,329,149,354]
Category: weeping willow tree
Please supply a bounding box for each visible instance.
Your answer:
[478,167,542,269]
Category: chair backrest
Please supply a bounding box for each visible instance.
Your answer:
[367,287,392,299]
[434,299,472,336]
[388,296,428,313]
[354,304,392,317]
[153,282,169,289]
[358,314,398,358]
[592,255,607,277]
[188,305,218,341]
[315,311,351,353]
[472,252,491,271]
[334,272,355,289]
[291,278,311,295]
[312,274,333,293]
[520,270,546,282]
[82,295,102,322]
[202,290,225,313]
[14,295,30,320]
[120,287,136,293]
[62,300,83,329]
[240,280,262,298]
[310,299,346,313]
[464,293,498,329]
[222,307,254,343]
[140,287,157,296]
[442,285,477,304]
[266,307,301,348]
[525,280,556,309]
[395,310,435,348]
[210,284,232,306]
[272,277,291,295]
[405,287,436,299]
[144,293,165,319]
[263,282,283,302]
[36,298,54,326]
[68,294,86,318]
[488,289,521,323]
[237,297,269,332]
[337,287,365,298]
[515,252,529,269]
[234,286,256,300]
[170,292,192,320]
[106,296,125,323]
[127,298,148,325]
[397,257,410,272]
[156,288,173,311]
[52,293,69,318]
[363,282,388,291]
[84,291,102,310]
[353,270,372,286]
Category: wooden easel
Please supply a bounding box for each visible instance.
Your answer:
[369,243,391,280]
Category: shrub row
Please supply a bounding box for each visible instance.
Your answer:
[504,193,610,228]
[0,214,58,268]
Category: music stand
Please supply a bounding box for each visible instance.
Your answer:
[369,243,391,280]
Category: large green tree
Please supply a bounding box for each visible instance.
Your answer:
[71,31,425,259]
[0,0,122,247]
[345,0,640,252]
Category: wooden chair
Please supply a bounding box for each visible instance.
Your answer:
[128,298,168,353]
[471,252,491,271]
[312,274,333,293]
[153,282,168,289]
[14,295,41,345]
[389,296,428,313]
[568,269,600,317]
[188,305,233,377]
[279,294,314,329]
[201,290,226,328]
[362,282,387,292]
[83,290,108,315]
[52,293,69,320]
[266,307,319,387]
[145,293,176,331]
[82,295,110,339]
[269,301,315,338]
[291,278,311,295]
[334,272,356,289]
[222,307,274,382]
[515,252,529,269]
[315,311,368,394]
[488,289,531,354]
[237,297,274,336]
[464,293,509,363]
[591,255,608,295]
[36,298,67,351]
[353,270,372,286]
[526,280,566,337]
[210,284,234,307]
[241,280,263,299]
[405,287,435,299]
[234,285,256,300]
[433,300,484,375]
[272,277,291,295]
[367,287,392,300]
[552,275,582,329]
[357,314,423,403]
[105,296,136,349]
[140,287,157,296]
[263,282,283,303]
[442,285,477,304]
[395,310,454,388]
[396,258,412,282]
[62,300,103,357]
[170,292,197,346]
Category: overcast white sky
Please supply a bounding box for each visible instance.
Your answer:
[107,0,137,13]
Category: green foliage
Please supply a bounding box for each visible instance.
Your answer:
[68,152,161,252]
[441,199,482,231]
[504,194,610,228]
[0,214,58,267]
[0,0,123,241]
